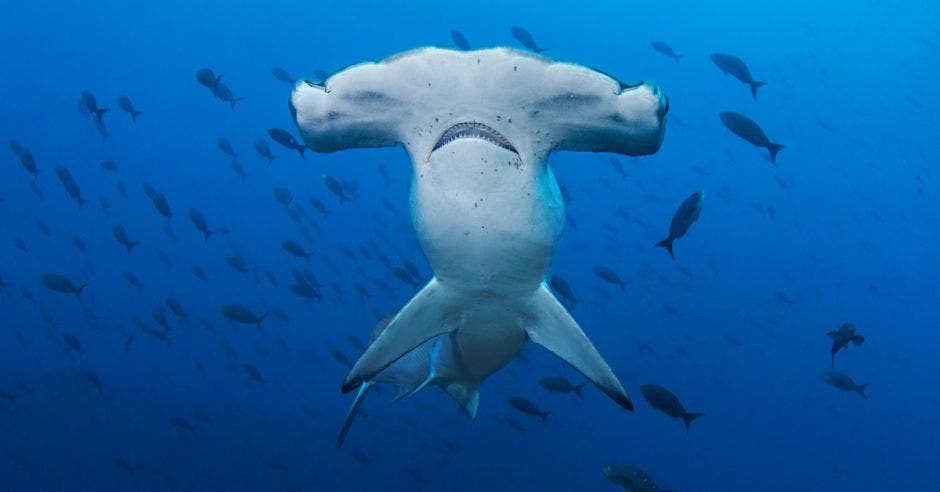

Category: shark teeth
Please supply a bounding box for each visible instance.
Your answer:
[432,122,518,155]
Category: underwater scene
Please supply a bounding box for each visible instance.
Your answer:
[1,1,938,490]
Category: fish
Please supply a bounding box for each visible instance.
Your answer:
[291,47,666,420]
[112,224,139,254]
[608,157,627,179]
[9,139,40,177]
[271,67,295,84]
[122,271,142,289]
[391,267,420,290]
[504,415,527,434]
[99,159,118,171]
[450,29,471,50]
[169,416,196,432]
[116,95,143,122]
[196,68,222,90]
[213,81,245,109]
[191,266,208,282]
[221,304,267,328]
[165,298,188,322]
[63,332,86,356]
[309,197,330,217]
[640,384,703,432]
[281,240,311,260]
[229,160,247,179]
[253,139,276,164]
[243,363,268,384]
[40,274,86,299]
[719,111,785,164]
[267,128,307,158]
[322,175,349,203]
[711,53,766,99]
[273,186,293,205]
[592,266,627,291]
[142,183,173,218]
[79,90,109,123]
[538,376,586,398]
[603,464,679,492]
[507,396,550,422]
[510,26,546,53]
[72,235,87,253]
[217,137,238,158]
[187,208,214,241]
[827,322,864,368]
[822,371,869,399]
[650,41,682,62]
[11,236,28,253]
[655,191,704,260]
[54,165,87,207]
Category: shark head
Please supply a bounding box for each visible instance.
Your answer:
[291,47,666,442]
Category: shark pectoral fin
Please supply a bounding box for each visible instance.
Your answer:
[525,286,633,411]
[442,382,480,419]
[343,278,456,393]
[336,381,373,448]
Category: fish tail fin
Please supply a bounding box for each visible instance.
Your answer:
[75,284,88,300]
[750,81,767,100]
[857,383,870,399]
[93,108,109,122]
[654,238,675,260]
[126,241,139,254]
[336,382,373,448]
[131,111,143,123]
[256,313,267,329]
[342,278,458,393]
[540,411,550,422]
[683,412,704,432]
[852,335,865,346]
[78,197,88,208]
[525,285,633,411]
[297,146,306,159]
[674,54,683,63]
[203,230,213,242]
[574,382,587,399]
[767,143,786,164]
[230,97,245,110]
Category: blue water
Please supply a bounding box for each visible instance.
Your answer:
[2,1,938,490]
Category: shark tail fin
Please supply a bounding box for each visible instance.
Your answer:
[525,285,632,411]
[683,412,704,432]
[655,237,675,260]
[750,81,767,100]
[342,278,457,393]
[336,381,373,448]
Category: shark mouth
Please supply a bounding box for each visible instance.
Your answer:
[431,122,518,155]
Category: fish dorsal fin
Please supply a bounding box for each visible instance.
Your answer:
[525,285,632,411]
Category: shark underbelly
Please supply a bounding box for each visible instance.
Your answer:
[411,138,564,294]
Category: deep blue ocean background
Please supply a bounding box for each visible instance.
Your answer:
[2,1,938,490]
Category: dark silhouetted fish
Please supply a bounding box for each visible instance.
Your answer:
[243,363,268,383]
[391,267,420,290]
[112,224,139,254]
[273,186,293,205]
[504,415,526,434]
[655,191,704,260]
[282,240,311,260]
[187,208,214,241]
[99,159,117,172]
[217,137,238,158]
[229,160,247,179]
[640,384,703,432]
[221,304,266,328]
[63,332,85,356]
[79,90,109,123]
[510,26,546,53]
[651,41,682,62]
[822,371,869,399]
[165,298,188,322]
[548,275,576,306]
[116,95,143,123]
[507,396,549,422]
[11,235,28,253]
[253,139,276,164]
[309,197,330,217]
[169,416,196,432]
[827,322,864,368]
[191,266,208,282]
[142,183,173,218]
[267,128,306,158]
[122,271,142,289]
[196,68,221,90]
[603,464,680,492]
[54,165,87,208]
[711,53,766,99]
[539,376,586,398]
[9,139,40,177]
[213,81,245,109]
[592,266,627,291]
[719,111,785,164]
[403,260,421,281]
[271,67,294,84]
[41,274,86,299]
[450,29,471,50]
[72,235,87,253]
[323,175,349,203]
[330,349,352,368]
